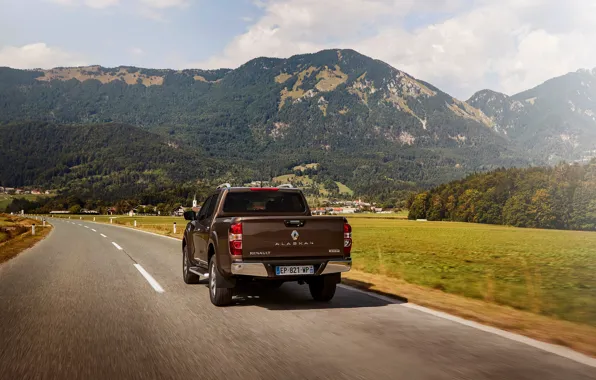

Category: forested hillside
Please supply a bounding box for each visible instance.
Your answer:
[0,122,252,200]
[408,161,596,231]
[0,49,531,197]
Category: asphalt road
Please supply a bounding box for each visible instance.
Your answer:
[0,219,594,380]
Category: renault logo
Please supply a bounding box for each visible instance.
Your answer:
[291,230,299,241]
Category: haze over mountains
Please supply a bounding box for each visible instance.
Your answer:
[1,49,595,198]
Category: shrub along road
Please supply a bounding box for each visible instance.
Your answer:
[0,217,594,379]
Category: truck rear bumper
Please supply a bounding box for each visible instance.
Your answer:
[231,259,351,277]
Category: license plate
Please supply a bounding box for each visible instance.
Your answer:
[275,265,314,276]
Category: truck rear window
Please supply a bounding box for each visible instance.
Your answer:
[223,192,306,213]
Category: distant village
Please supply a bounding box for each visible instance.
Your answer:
[0,187,52,195]
[4,184,394,216]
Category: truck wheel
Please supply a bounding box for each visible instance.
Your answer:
[309,276,337,302]
[209,258,233,306]
[183,245,201,284]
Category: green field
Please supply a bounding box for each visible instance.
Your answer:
[271,174,353,195]
[349,218,596,326]
[0,194,53,211]
[48,213,596,326]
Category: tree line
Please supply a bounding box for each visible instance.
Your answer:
[408,160,596,231]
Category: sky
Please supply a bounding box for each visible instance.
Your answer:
[1,0,595,99]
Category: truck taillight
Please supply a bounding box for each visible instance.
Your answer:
[343,222,352,256]
[229,222,243,256]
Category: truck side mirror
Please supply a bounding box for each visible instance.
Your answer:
[183,210,196,221]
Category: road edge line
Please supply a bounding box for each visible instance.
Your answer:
[338,284,596,368]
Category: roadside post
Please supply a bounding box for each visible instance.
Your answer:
[43,220,46,227]
[134,220,137,227]
[31,224,36,236]
[173,222,177,234]
[93,217,96,222]
[80,216,82,220]
[110,218,113,224]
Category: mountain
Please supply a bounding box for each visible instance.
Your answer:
[0,49,530,197]
[468,69,596,163]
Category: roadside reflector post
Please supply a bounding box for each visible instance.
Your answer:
[134,220,137,227]
[110,218,113,224]
[173,222,177,234]
[69,216,71,219]
[93,217,96,222]
[32,224,36,235]
[43,220,46,227]
[80,216,82,220]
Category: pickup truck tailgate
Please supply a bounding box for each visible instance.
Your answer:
[241,217,345,259]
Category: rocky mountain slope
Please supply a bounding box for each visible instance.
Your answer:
[468,69,596,163]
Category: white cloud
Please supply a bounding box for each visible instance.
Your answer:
[85,0,120,8]
[49,0,190,10]
[138,0,189,9]
[0,43,88,69]
[199,0,596,98]
[130,47,145,55]
[49,0,120,8]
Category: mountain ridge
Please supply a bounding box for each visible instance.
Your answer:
[4,48,593,199]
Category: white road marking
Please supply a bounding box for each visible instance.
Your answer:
[78,224,82,226]
[338,284,596,368]
[100,234,107,238]
[112,242,123,250]
[91,229,96,232]
[133,264,164,293]
[84,226,89,229]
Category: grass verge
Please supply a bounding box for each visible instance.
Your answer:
[342,270,596,357]
[0,215,52,264]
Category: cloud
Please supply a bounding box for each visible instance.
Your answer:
[0,43,88,69]
[85,0,120,8]
[199,0,596,98]
[130,47,145,55]
[48,0,120,8]
[49,0,190,10]
[138,0,189,9]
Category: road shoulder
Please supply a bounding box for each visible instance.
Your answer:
[0,215,52,264]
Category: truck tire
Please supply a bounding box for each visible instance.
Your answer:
[309,275,337,302]
[209,258,233,306]
[183,244,201,284]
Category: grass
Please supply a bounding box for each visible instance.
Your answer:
[347,218,596,327]
[335,182,354,196]
[272,174,353,195]
[0,194,54,211]
[0,214,52,264]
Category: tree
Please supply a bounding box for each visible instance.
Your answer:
[408,192,429,220]
[529,189,557,229]
[454,189,482,223]
[502,194,532,227]
[570,182,596,231]
[69,204,82,214]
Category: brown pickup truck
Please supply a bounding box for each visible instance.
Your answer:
[182,184,352,306]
